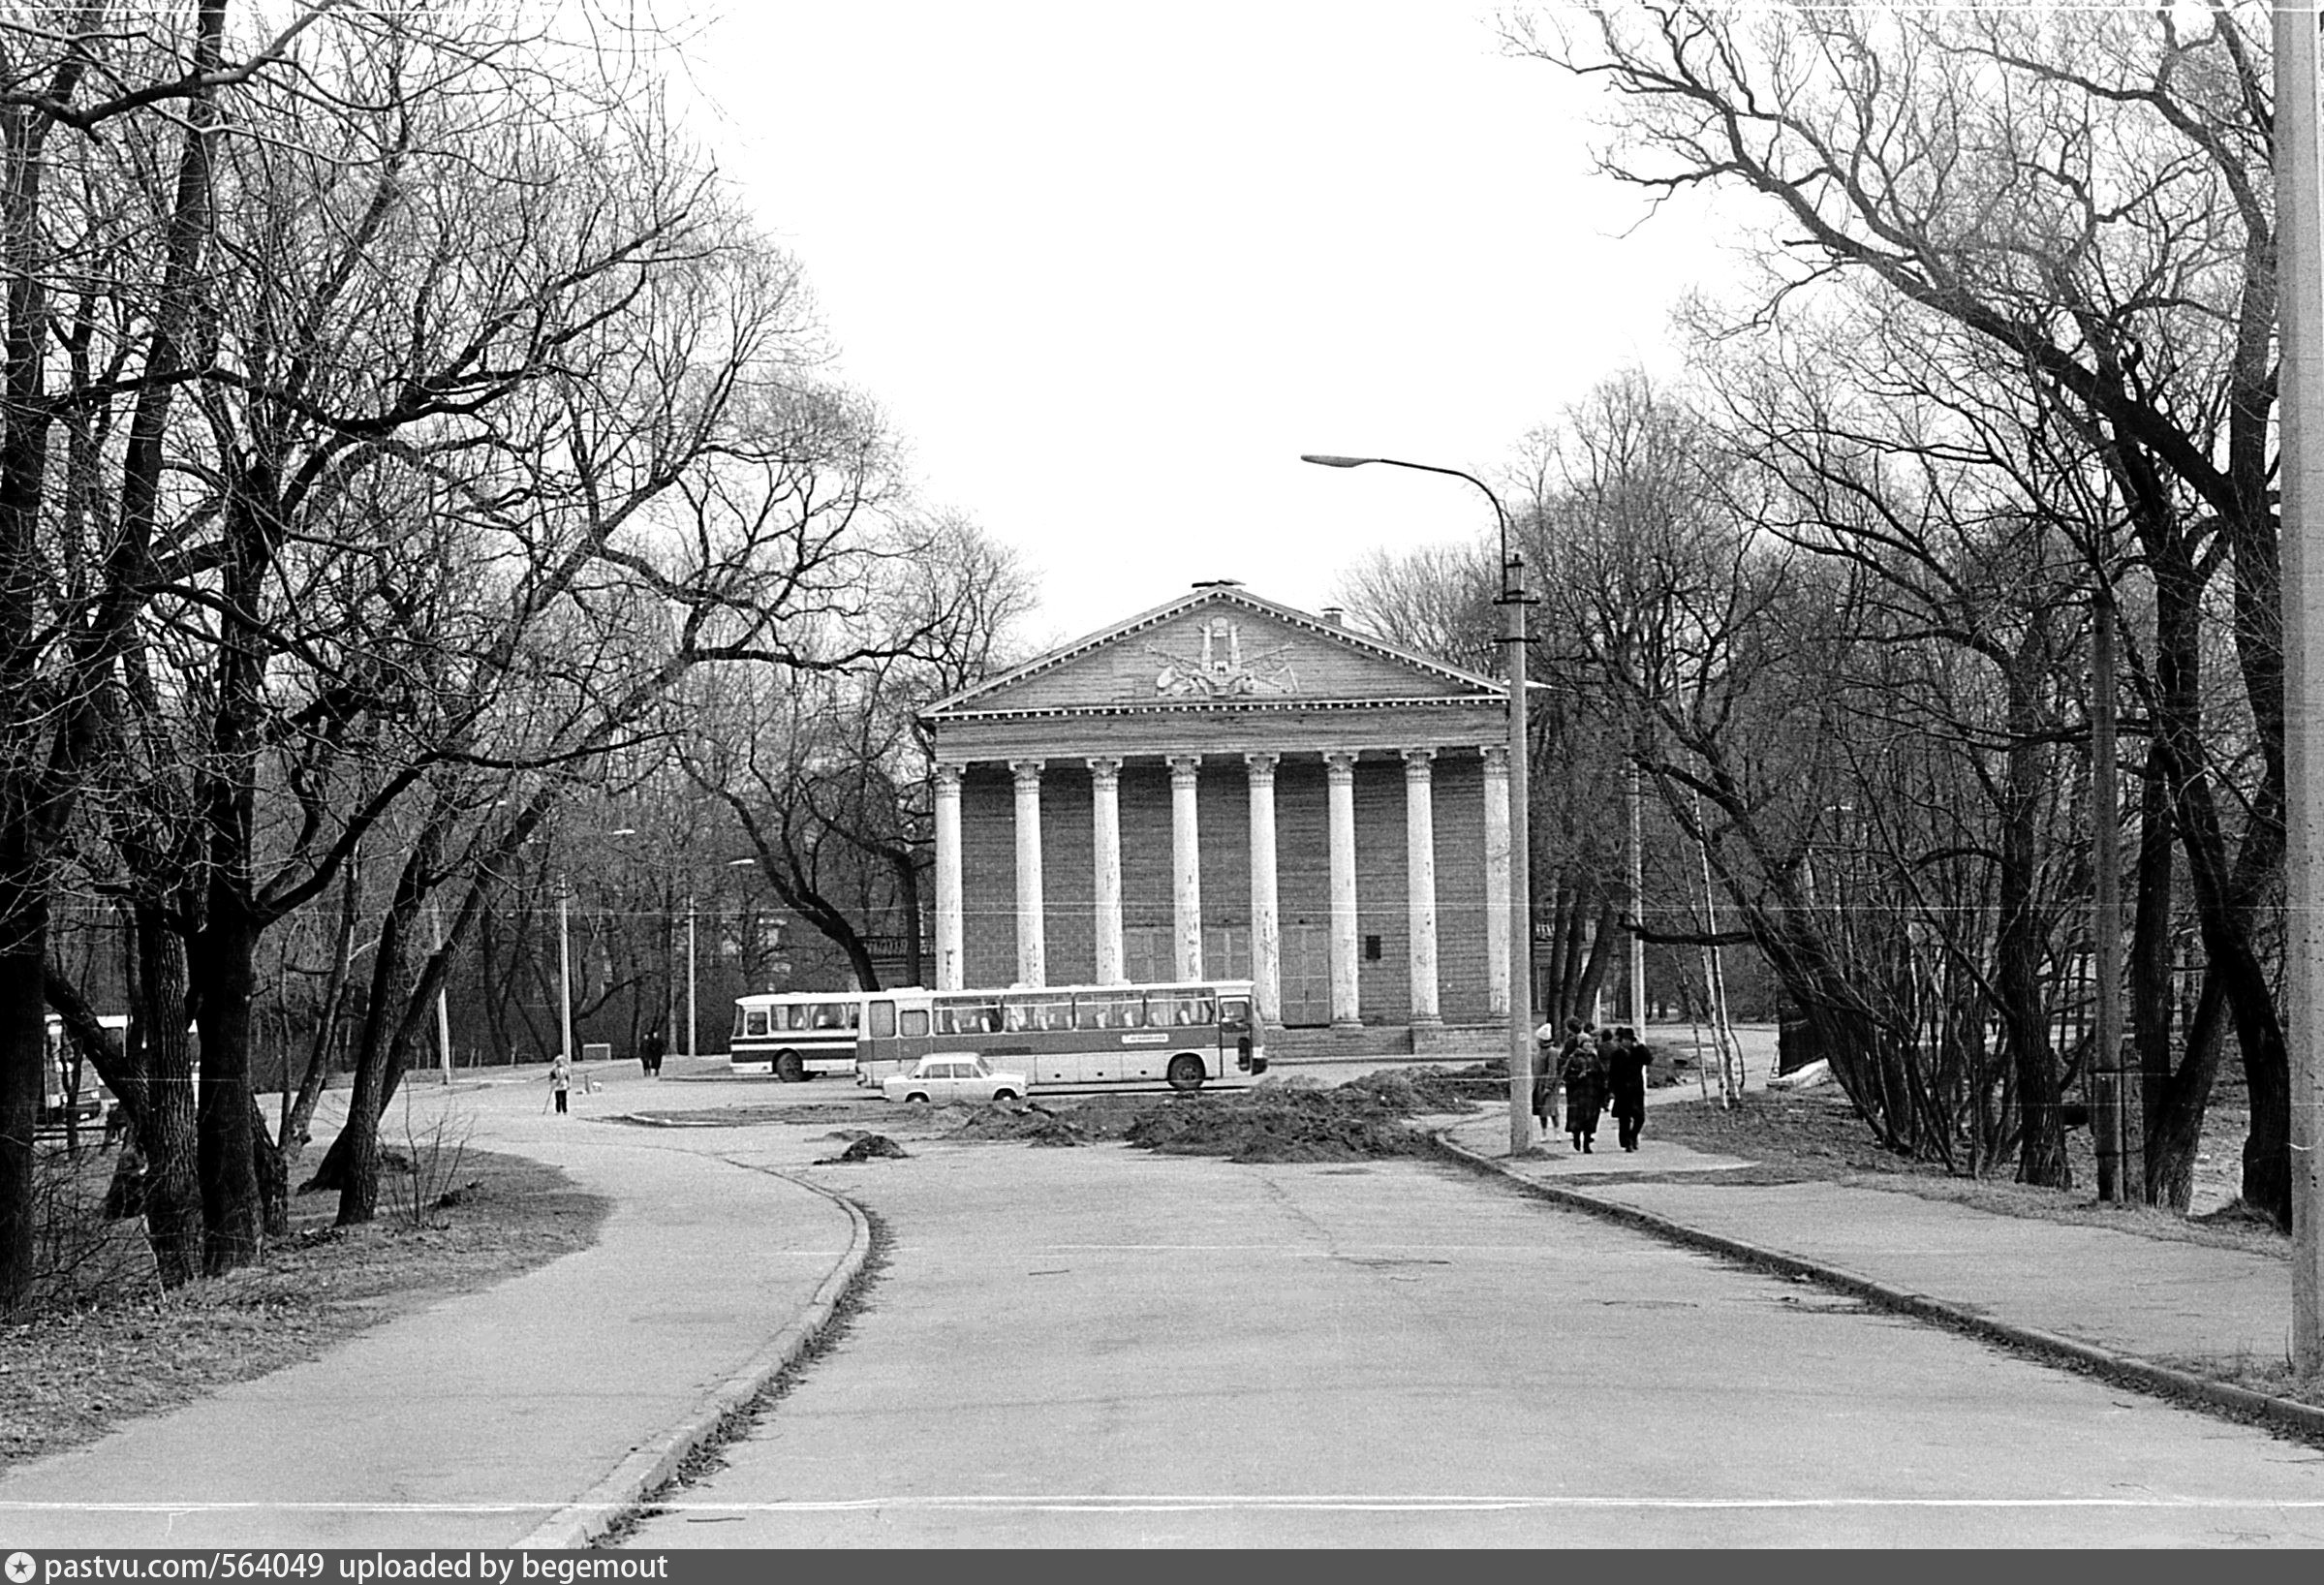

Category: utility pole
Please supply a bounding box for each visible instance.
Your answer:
[1628,759,1647,1033]
[686,894,697,1064]
[2091,588,2127,1200]
[2276,0,2324,1376]
[558,883,575,1069]
[429,900,453,1086]
[1505,558,1535,1158]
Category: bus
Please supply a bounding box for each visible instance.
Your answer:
[729,992,870,1082]
[854,979,1267,1096]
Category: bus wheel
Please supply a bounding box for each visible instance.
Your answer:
[775,1050,805,1083]
[1166,1054,1206,1093]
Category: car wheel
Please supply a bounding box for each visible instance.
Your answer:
[1166,1054,1205,1093]
[905,1091,929,1104]
[775,1049,805,1083]
[994,1088,1018,1102]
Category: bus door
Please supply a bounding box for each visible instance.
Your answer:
[861,995,936,1085]
[1221,993,1259,1072]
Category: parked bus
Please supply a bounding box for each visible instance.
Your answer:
[855,979,1266,1096]
[729,992,869,1082]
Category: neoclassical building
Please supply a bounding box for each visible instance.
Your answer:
[922,582,1516,1034]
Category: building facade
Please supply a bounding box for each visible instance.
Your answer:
[922,583,1515,1031]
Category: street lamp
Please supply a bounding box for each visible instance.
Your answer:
[1299,453,1536,1156]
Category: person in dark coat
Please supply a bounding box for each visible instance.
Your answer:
[1560,1023,1606,1153]
[640,1027,666,1078]
[1605,1025,1652,1152]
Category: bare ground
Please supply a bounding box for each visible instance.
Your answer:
[1,1146,608,1469]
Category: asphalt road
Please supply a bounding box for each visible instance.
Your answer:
[620,1131,2324,1547]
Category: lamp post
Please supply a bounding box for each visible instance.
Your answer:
[1300,453,1535,1156]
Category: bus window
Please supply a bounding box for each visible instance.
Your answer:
[1165,996,1216,1027]
[936,999,1000,1036]
[744,1008,770,1038]
[812,1003,843,1030]
[1220,996,1252,1030]
[1007,995,1071,1032]
[1075,995,1143,1031]
[869,1001,895,1039]
[901,1009,929,1037]
[732,1006,747,1038]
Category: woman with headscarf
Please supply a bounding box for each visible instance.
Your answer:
[1560,1022,1606,1153]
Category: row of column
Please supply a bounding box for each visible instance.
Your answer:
[932,749,1513,1027]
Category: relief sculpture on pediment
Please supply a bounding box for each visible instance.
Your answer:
[1145,617,1299,699]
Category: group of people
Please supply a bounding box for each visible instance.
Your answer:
[1532,1018,1652,1154]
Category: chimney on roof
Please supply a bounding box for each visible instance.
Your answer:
[1320,606,1346,627]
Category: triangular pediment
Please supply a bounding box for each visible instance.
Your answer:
[928,586,1503,717]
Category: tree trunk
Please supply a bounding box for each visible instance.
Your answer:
[0,876,45,1311]
[132,907,202,1288]
[192,897,263,1273]
[2001,655,2068,1187]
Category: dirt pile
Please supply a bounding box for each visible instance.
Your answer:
[1123,1083,1431,1164]
[1335,1066,1489,1113]
[814,1134,909,1165]
[948,1104,1088,1148]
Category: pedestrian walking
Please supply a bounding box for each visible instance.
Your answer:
[640,1027,666,1078]
[1605,1024,1652,1152]
[1561,1021,1606,1153]
[1532,1019,1562,1134]
[550,1052,573,1115]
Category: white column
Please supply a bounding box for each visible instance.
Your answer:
[1088,756,1125,985]
[1010,759,1046,986]
[1168,754,1204,979]
[1246,753,1281,1026]
[1325,750,1361,1029]
[1404,747,1441,1026]
[1481,746,1512,1019]
[934,762,965,990]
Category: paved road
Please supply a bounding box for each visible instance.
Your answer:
[621,1133,2324,1547]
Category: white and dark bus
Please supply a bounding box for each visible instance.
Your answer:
[855,979,1266,1095]
[728,992,870,1082]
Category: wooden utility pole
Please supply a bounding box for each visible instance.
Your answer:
[2091,589,2127,1200]
[2276,0,2324,1376]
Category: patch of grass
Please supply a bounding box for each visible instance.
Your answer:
[1647,1090,2289,1260]
[0,1147,608,1469]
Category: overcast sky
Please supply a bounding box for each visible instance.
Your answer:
[686,3,1723,644]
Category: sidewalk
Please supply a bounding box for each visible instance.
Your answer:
[1438,1110,2324,1442]
[0,1071,870,1549]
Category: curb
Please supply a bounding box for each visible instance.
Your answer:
[1433,1130,2324,1449]
[513,1171,877,1549]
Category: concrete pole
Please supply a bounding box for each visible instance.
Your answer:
[1628,759,1647,1032]
[2276,0,2324,1377]
[558,884,574,1068]
[685,896,697,1062]
[2092,588,2127,1201]
[429,899,452,1085]
[1505,568,1534,1157]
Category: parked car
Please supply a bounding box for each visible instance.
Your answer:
[881,1052,1028,1105]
